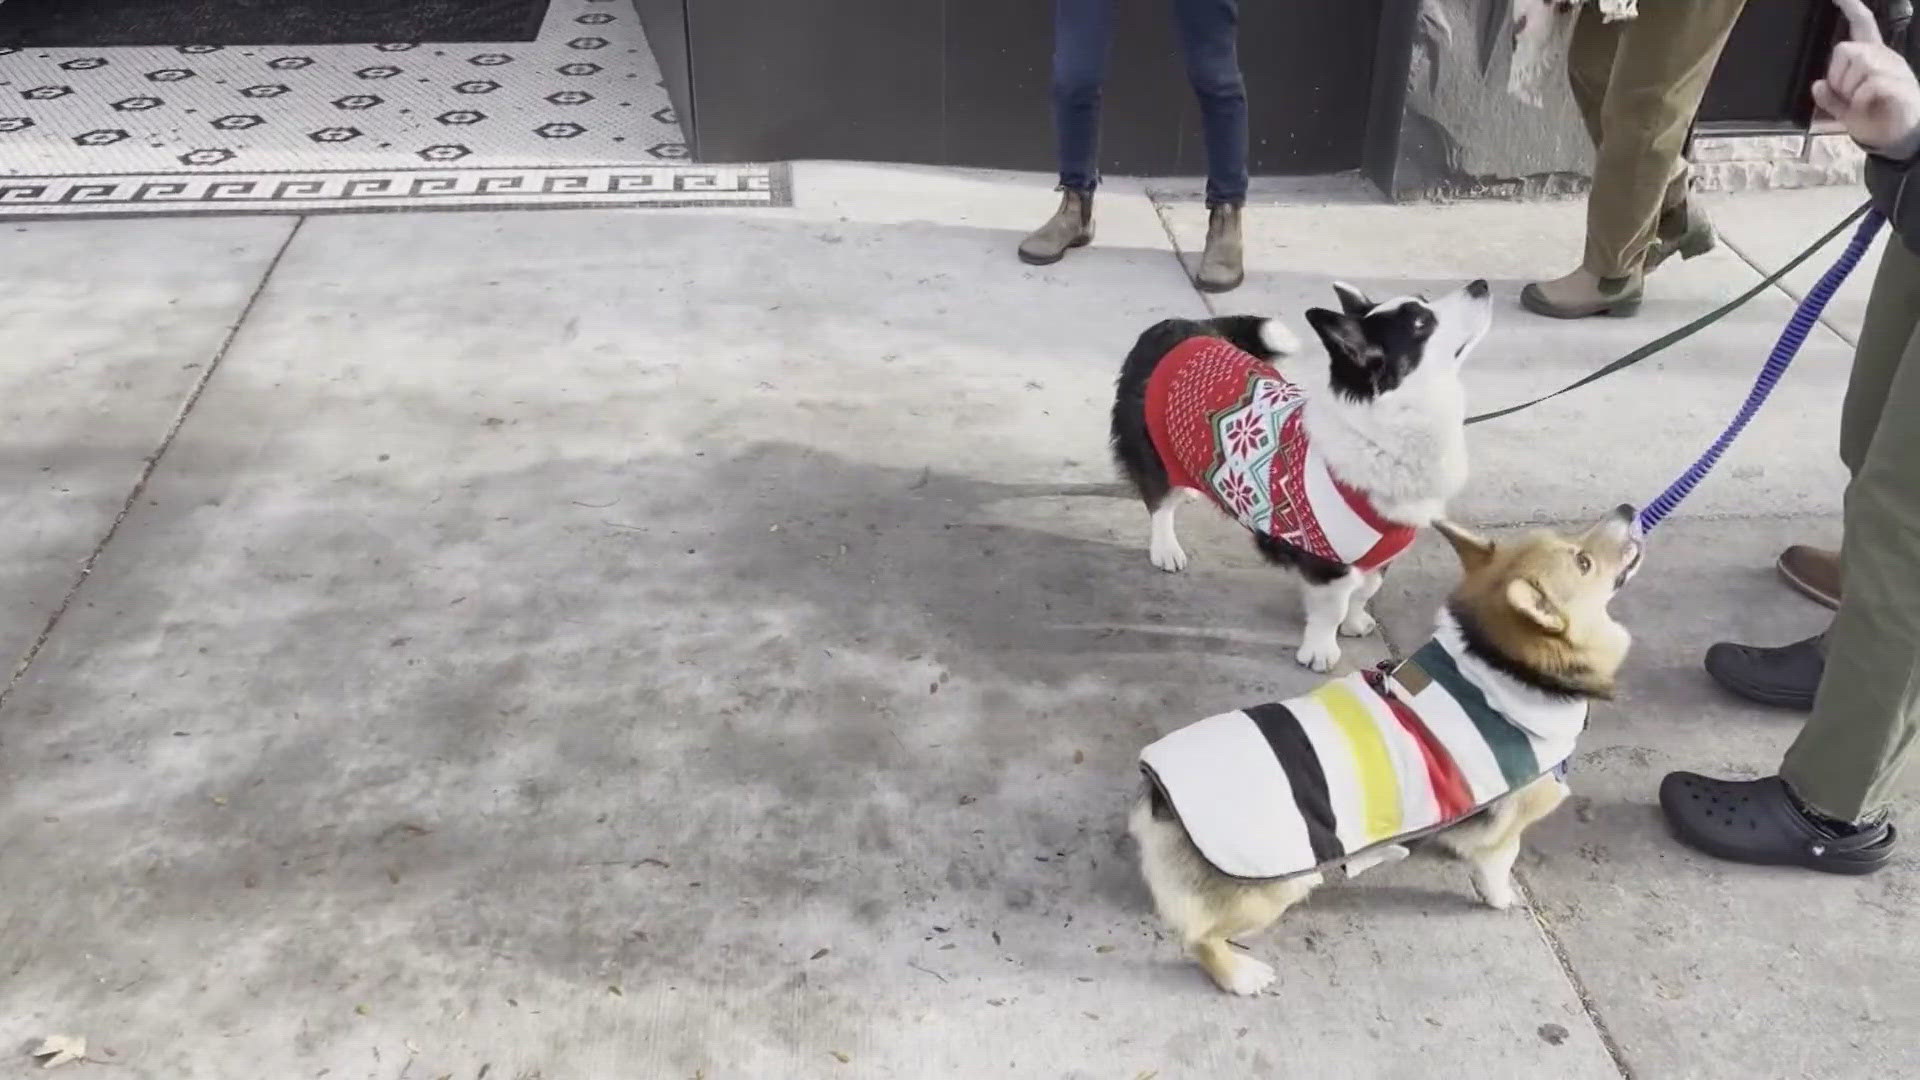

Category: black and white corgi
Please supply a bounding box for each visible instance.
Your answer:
[1109,280,1493,671]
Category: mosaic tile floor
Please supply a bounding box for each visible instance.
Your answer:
[0,0,785,216]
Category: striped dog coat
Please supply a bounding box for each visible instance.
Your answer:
[1143,335,1417,572]
[1139,634,1585,880]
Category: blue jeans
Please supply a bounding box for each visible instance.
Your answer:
[1051,0,1248,207]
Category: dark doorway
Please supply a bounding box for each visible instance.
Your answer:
[0,0,552,48]
[659,0,1385,175]
[1698,0,1836,128]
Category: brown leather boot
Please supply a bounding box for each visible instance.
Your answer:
[1777,545,1841,610]
[1195,203,1245,293]
[1018,189,1094,265]
[1645,199,1716,272]
[1520,267,1644,319]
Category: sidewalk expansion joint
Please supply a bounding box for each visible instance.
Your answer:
[1147,190,1216,317]
[1518,873,1637,1079]
[1717,229,1861,349]
[0,215,308,712]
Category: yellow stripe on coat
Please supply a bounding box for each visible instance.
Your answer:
[1311,681,1403,842]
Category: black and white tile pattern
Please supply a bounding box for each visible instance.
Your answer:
[0,0,784,216]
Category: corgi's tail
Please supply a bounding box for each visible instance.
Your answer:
[1206,315,1299,360]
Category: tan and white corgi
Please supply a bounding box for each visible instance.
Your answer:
[1129,506,1644,995]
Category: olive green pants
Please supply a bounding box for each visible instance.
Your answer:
[1781,237,1920,821]
[1568,0,1751,277]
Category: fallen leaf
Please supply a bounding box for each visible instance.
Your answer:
[211,796,229,807]
[830,1051,851,1064]
[810,948,830,960]
[1095,945,1115,954]
[608,985,623,997]
[1538,1023,1570,1046]
[354,1004,370,1016]
[1135,1072,1159,1080]
[958,795,976,806]
[31,1035,86,1069]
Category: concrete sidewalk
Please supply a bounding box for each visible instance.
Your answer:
[0,165,1911,1079]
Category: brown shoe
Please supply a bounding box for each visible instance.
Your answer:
[1520,267,1644,319]
[1777,545,1841,610]
[1195,203,1244,293]
[1018,189,1094,266]
[1645,200,1716,272]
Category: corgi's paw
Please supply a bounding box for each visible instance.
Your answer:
[1149,538,1189,573]
[1211,953,1276,997]
[1339,610,1377,637]
[1474,870,1516,910]
[1296,638,1340,673]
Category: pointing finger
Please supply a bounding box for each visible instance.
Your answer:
[1834,0,1885,45]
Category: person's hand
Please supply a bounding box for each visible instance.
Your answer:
[1814,0,1920,158]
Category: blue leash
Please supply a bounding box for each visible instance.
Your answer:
[1633,209,1886,537]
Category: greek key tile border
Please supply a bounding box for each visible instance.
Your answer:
[0,162,791,219]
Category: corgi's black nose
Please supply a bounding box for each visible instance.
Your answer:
[1614,503,1636,520]
[1466,279,1490,298]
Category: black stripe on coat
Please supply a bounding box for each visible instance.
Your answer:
[1245,703,1345,866]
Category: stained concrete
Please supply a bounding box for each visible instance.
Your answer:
[0,164,1911,1079]
[0,217,295,675]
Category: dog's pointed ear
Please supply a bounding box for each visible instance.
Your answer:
[1505,578,1568,636]
[1305,307,1378,369]
[1331,281,1373,318]
[1433,519,1495,572]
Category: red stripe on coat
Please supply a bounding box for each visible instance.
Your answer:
[1380,686,1475,821]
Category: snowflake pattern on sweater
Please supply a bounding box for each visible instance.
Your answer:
[1143,335,1416,571]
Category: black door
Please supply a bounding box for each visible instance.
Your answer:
[1699,0,1838,128]
[662,0,1385,175]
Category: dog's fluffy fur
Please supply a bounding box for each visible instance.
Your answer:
[1129,506,1644,995]
[1110,281,1492,672]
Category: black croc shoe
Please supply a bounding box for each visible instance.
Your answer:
[1703,635,1824,711]
[1659,773,1896,875]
